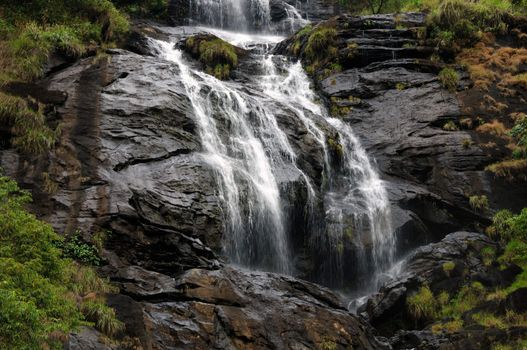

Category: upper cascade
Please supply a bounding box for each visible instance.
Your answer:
[168,0,333,34]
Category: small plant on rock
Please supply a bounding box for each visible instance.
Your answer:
[438,67,459,92]
[407,285,437,321]
[443,120,459,131]
[442,261,456,276]
[469,195,489,212]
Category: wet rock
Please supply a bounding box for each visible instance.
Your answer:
[140,267,388,350]
[66,327,111,350]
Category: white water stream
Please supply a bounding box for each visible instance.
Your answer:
[153,8,396,302]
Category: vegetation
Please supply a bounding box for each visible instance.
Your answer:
[185,35,240,80]
[407,208,527,337]
[0,0,129,84]
[407,285,438,321]
[438,67,459,92]
[0,175,122,349]
[442,120,459,131]
[112,0,168,18]
[469,194,489,212]
[442,261,455,275]
[0,92,58,154]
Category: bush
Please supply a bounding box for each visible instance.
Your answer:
[0,0,129,83]
[0,175,121,349]
[60,231,102,266]
[438,67,459,92]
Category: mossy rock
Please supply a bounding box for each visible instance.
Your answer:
[183,34,246,80]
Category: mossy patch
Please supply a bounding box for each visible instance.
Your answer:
[184,34,244,80]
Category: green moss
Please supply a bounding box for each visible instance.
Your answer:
[327,136,344,158]
[304,26,337,62]
[185,35,239,80]
[438,67,459,92]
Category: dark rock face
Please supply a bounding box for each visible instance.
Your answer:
[361,232,499,334]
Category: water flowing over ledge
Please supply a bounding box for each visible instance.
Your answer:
[151,24,397,301]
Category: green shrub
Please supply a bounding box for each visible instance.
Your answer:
[60,232,102,266]
[510,115,527,151]
[438,67,459,92]
[499,239,527,268]
[0,175,122,348]
[442,282,486,318]
[472,312,507,329]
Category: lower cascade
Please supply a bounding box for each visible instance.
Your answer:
[153,25,396,299]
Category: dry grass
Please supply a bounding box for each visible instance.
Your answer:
[476,120,508,136]
[486,159,527,180]
[458,41,527,92]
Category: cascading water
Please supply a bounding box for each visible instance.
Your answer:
[153,5,396,305]
[186,0,307,33]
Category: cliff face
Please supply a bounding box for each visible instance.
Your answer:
[2,8,527,350]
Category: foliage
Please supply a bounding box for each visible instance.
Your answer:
[185,35,239,80]
[442,120,459,131]
[304,26,338,62]
[438,67,459,92]
[407,285,437,320]
[472,312,507,329]
[59,231,102,266]
[80,299,125,337]
[0,92,58,154]
[481,246,496,266]
[0,0,129,83]
[112,0,168,18]
[469,195,489,212]
[486,159,527,180]
[0,175,121,348]
[442,261,455,275]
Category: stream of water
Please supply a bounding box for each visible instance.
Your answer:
[155,0,396,304]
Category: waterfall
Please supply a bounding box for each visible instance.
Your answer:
[153,10,396,300]
[186,0,306,33]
